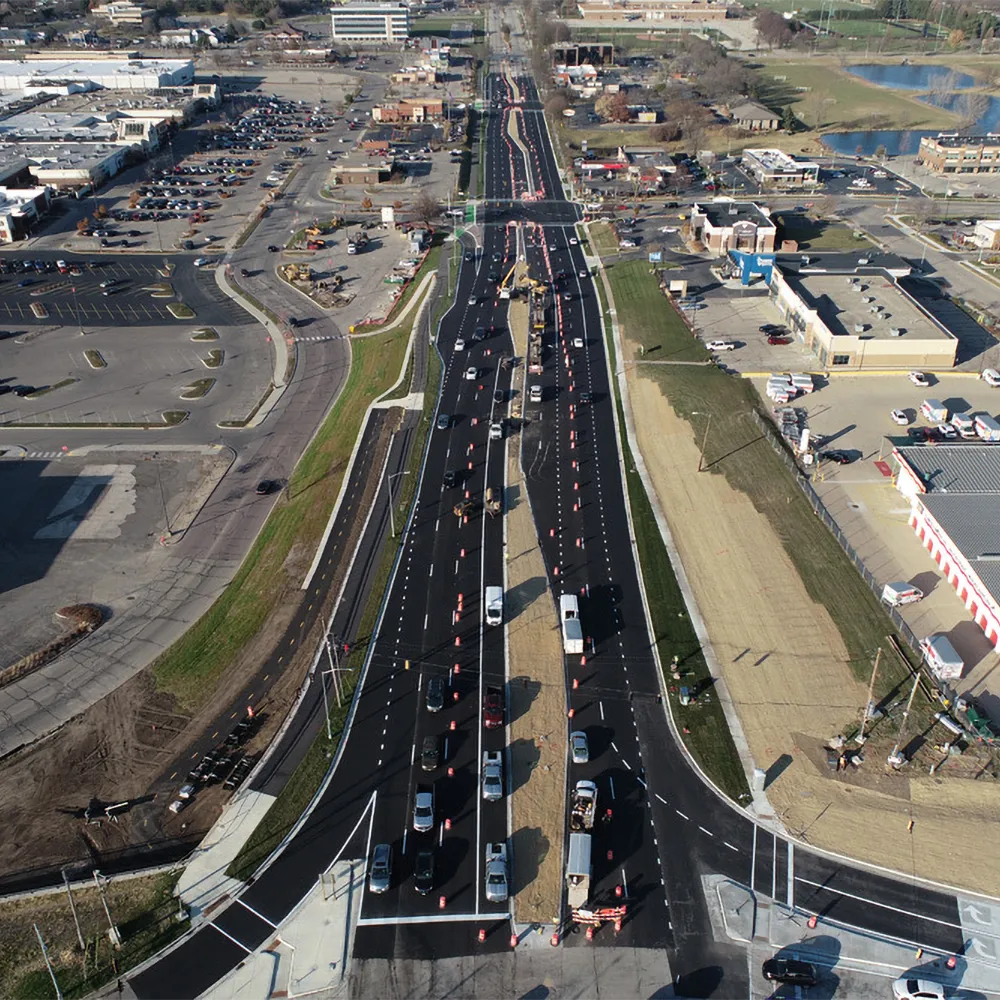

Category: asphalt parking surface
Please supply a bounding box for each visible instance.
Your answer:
[0,251,229,327]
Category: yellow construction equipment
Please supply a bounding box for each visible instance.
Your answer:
[498,262,517,300]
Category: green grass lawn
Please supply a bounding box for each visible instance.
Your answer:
[756,60,963,133]
[152,319,414,709]
[588,221,621,257]
[773,212,872,251]
[604,259,708,362]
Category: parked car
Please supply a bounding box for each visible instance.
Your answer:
[890,409,911,425]
[820,450,852,465]
[908,370,930,387]
[767,335,792,345]
[761,958,817,987]
[420,735,440,772]
[982,367,1000,388]
[570,731,589,764]
[706,340,737,352]
[936,423,958,440]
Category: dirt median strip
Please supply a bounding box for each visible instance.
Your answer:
[506,287,566,926]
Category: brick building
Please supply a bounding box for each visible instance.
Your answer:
[691,200,775,256]
[917,133,1000,175]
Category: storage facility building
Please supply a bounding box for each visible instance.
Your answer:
[893,445,1000,656]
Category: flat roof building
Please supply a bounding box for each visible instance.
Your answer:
[330,3,409,43]
[0,58,193,94]
[576,0,732,22]
[768,257,958,370]
[893,445,1000,660]
[973,219,1000,251]
[741,147,819,189]
[691,200,776,256]
[917,133,1000,175]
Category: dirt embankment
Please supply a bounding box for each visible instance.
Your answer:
[0,415,398,887]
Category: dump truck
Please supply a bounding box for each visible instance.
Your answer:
[566,832,591,909]
[560,594,584,655]
[485,842,509,903]
[484,486,502,516]
[528,332,543,375]
[570,779,597,831]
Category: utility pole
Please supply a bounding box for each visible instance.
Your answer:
[697,413,713,472]
[856,647,881,745]
[62,869,85,952]
[888,672,922,768]
[34,924,62,1000]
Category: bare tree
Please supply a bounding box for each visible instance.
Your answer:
[411,191,442,224]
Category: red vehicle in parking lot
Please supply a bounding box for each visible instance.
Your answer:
[767,335,792,345]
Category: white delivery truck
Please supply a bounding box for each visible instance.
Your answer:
[919,633,965,681]
[485,586,503,626]
[881,581,924,607]
[566,832,592,910]
[975,413,1000,442]
[788,373,815,394]
[921,399,949,423]
[952,412,977,439]
[560,594,584,655]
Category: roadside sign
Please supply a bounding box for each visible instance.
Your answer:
[648,252,662,262]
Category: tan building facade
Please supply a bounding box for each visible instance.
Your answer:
[917,133,1000,175]
[577,0,732,21]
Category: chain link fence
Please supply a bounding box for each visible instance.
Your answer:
[750,409,927,665]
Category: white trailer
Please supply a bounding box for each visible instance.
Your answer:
[566,832,592,909]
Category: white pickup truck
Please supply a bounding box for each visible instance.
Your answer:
[482,751,503,802]
[560,594,584,655]
[485,842,509,903]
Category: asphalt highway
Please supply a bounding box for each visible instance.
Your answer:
[129,62,970,1000]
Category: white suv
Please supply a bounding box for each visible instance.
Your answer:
[706,339,737,351]
[982,368,1000,387]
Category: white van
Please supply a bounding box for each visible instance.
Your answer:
[881,581,924,607]
[485,586,503,626]
[529,384,543,403]
[982,368,1000,388]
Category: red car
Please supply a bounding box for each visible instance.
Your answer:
[483,686,503,729]
[767,335,792,345]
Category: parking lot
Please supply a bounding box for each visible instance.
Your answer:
[0,251,223,326]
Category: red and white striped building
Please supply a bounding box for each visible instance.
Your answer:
[893,445,1000,650]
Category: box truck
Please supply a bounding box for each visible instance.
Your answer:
[566,832,592,910]
[485,586,503,626]
[952,412,977,438]
[881,581,924,607]
[921,399,949,423]
[975,413,1000,442]
[919,633,965,681]
[560,594,584,654]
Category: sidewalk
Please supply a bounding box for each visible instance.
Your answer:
[177,790,276,920]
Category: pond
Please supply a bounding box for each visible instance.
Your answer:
[845,63,975,91]
[823,64,999,158]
